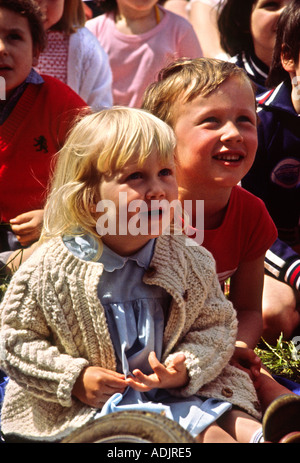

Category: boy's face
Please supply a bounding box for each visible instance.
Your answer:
[0,8,37,99]
[173,76,258,194]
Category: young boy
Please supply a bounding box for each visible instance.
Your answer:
[242,0,300,344]
[142,58,289,408]
[0,0,87,256]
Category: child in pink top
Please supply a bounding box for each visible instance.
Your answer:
[86,0,202,107]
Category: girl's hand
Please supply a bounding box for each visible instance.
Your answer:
[125,351,188,392]
[72,366,127,408]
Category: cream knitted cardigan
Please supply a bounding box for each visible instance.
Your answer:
[0,235,261,442]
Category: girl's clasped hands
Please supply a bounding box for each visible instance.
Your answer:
[72,352,188,408]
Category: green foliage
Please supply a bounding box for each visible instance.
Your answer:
[255,334,300,383]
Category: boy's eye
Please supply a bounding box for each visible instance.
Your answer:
[8,33,22,41]
[237,115,255,124]
[201,116,219,124]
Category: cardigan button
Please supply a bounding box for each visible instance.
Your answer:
[221,387,233,398]
[253,401,261,412]
[183,290,188,301]
[146,266,156,277]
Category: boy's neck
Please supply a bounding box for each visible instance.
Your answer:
[179,185,232,230]
[115,4,161,34]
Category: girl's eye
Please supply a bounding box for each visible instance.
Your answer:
[159,168,172,176]
[127,171,142,180]
[260,1,281,10]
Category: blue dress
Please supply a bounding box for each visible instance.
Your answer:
[63,234,232,438]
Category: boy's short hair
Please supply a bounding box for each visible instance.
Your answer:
[0,0,46,54]
[267,0,300,88]
[142,58,255,126]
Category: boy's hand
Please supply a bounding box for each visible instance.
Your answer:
[125,351,188,392]
[230,344,261,388]
[10,209,44,246]
[72,366,127,408]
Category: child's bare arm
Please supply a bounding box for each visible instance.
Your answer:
[228,255,264,382]
[10,209,44,246]
[125,351,188,392]
[72,366,127,408]
[229,255,264,349]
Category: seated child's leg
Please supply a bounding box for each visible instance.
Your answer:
[255,365,297,414]
[262,274,300,344]
[216,408,263,443]
[196,423,237,443]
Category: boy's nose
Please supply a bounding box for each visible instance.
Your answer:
[220,122,243,143]
[0,39,7,55]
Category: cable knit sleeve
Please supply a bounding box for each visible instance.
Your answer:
[0,247,89,408]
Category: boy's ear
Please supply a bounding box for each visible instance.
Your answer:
[32,46,40,67]
[32,56,39,67]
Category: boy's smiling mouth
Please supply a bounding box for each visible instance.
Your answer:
[213,151,245,163]
[0,65,12,71]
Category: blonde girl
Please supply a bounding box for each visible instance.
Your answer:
[1,107,262,443]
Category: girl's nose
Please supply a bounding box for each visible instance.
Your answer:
[145,179,166,200]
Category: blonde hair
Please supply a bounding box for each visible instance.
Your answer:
[142,57,256,126]
[41,107,176,242]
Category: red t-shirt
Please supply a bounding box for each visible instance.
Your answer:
[185,186,278,284]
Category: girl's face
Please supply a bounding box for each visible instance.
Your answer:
[35,0,64,30]
[251,0,291,66]
[116,0,159,15]
[0,8,37,99]
[173,76,258,197]
[97,150,178,256]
